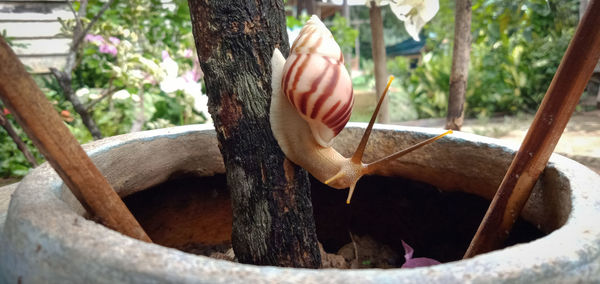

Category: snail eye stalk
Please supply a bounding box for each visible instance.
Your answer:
[325,76,452,204]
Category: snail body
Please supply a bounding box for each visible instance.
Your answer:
[271,16,450,203]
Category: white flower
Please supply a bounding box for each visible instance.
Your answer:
[88,92,101,100]
[161,2,176,12]
[75,88,90,97]
[287,27,302,47]
[131,94,141,103]
[113,89,131,100]
[181,79,209,120]
[157,50,211,121]
[189,89,210,120]
[160,51,179,79]
[159,51,182,93]
[369,0,439,41]
[160,77,186,94]
[129,69,145,80]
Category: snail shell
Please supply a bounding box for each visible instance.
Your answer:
[281,15,354,148]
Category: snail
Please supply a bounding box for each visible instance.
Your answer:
[270,15,451,204]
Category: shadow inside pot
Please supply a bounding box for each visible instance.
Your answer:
[123,173,545,267]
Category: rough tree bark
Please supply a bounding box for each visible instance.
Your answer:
[445,0,471,131]
[369,2,390,123]
[187,0,321,268]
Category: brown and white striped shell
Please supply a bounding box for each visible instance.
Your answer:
[281,15,354,148]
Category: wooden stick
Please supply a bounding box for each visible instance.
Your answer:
[0,36,151,243]
[464,0,600,258]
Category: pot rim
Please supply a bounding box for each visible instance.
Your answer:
[2,124,599,283]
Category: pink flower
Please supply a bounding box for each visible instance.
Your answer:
[108,36,121,45]
[99,44,118,56]
[183,49,194,58]
[182,70,195,83]
[162,50,171,61]
[85,34,118,56]
[400,240,440,269]
[192,60,203,81]
[85,34,105,45]
[183,61,203,83]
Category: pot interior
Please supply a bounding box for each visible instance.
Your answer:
[123,173,545,266]
[56,126,571,268]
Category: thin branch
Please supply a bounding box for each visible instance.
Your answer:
[67,0,84,31]
[129,85,146,133]
[53,0,111,140]
[85,77,115,111]
[0,109,38,167]
[79,0,88,22]
[349,231,359,261]
[85,86,118,112]
[50,68,103,140]
[71,0,116,52]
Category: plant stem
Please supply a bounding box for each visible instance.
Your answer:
[50,68,103,140]
[51,0,116,140]
[70,0,115,52]
[130,85,145,133]
[464,0,600,258]
[0,109,38,167]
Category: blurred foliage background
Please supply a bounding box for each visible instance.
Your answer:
[0,0,585,178]
[352,0,579,120]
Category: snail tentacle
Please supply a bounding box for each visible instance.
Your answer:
[318,76,452,203]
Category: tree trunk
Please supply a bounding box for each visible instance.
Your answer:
[187,0,321,268]
[369,2,390,123]
[342,0,352,73]
[445,0,471,131]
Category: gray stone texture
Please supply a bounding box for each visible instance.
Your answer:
[1,124,599,283]
[0,182,18,236]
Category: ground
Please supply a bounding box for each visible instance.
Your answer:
[0,178,18,187]
[401,109,600,174]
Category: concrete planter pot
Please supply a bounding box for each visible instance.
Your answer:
[1,124,599,283]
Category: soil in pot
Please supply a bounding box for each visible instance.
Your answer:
[122,174,545,268]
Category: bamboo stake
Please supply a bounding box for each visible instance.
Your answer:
[464,0,600,258]
[0,36,151,243]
